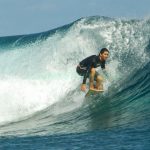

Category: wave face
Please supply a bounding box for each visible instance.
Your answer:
[0,16,150,136]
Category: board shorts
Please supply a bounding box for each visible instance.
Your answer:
[76,65,99,81]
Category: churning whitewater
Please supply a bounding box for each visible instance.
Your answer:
[0,16,149,136]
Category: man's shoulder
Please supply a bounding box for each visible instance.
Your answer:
[80,55,97,64]
[87,55,97,60]
[87,54,96,58]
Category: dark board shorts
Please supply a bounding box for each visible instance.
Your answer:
[76,66,99,81]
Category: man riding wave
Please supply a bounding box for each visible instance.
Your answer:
[76,48,109,92]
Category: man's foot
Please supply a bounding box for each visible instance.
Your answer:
[95,87,103,90]
[90,88,104,92]
[90,84,94,90]
[90,87,95,90]
[90,86,103,91]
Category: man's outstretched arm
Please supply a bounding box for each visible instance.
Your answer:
[81,66,91,91]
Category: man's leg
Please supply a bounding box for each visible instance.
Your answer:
[89,68,96,89]
[96,75,104,90]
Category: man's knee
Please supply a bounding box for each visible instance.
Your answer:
[90,68,96,74]
[97,75,103,82]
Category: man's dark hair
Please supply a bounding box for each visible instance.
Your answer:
[99,48,109,56]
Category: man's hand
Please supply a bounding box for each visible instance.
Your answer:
[81,84,86,92]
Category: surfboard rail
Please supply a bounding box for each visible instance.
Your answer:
[85,88,104,97]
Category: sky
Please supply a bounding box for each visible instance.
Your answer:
[0,0,150,36]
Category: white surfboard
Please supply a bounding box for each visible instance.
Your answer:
[85,88,104,97]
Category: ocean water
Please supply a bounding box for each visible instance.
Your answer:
[0,16,149,149]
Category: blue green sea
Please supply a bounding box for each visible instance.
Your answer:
[0,16,149,149]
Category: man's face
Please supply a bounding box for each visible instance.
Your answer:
[100,51,109,61]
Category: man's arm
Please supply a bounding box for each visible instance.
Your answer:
[80,56,95,91]
[81,66,92,91]
[82,66,91,84]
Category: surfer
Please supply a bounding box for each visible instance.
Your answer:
[76,48,109,92]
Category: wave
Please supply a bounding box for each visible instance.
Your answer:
[0,16,150,136]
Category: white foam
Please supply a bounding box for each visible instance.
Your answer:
[0,17,149,125]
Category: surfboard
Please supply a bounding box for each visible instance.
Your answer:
[85,89,104,97]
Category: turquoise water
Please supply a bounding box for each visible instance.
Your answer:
[0,16,149,149]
